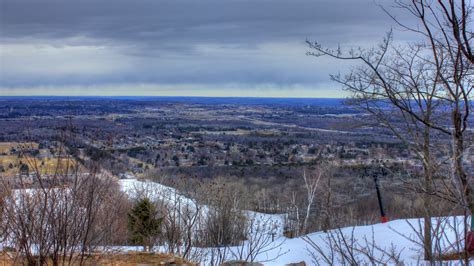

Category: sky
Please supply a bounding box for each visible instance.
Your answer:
[0,0,414,97]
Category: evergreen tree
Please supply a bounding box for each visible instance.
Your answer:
[19,163,29,176]
[127,197,162,251]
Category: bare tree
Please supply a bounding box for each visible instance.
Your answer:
[428,1,473,64]
[304,225,403,265]
[0,178,9,244]
[231,214,287,263]
[1,127,128,265]
[302,168,323,234]
[306,0,474,260]
[2,160,123,265]
[284,191,301,238]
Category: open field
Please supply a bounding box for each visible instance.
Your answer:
[0,142,79,176]
[0,155,78,176]
[0,142,38,154]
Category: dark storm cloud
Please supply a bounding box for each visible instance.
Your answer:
[2,0,398,44]
[0,0,413,94]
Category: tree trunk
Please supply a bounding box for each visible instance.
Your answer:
[423,127,433,261]
[422,159,433,261]
[303,202,312,234]
[452,110,473,262]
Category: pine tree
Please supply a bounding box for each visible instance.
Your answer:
[19,163,29,176]
[127,197,162,251]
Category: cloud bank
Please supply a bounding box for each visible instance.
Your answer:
[0,0,413,96]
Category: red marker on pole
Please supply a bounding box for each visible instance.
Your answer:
[466,214,474,252]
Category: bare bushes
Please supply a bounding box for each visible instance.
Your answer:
[230,214,286,263]
[304,227,403,265]
[0,152,129,265]
[200,179,247,248]
[93,182,131,246]
[0,181,9,244]
[126,177,285,265]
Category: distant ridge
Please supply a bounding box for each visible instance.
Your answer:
[0,96,346,106]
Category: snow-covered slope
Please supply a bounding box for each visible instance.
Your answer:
[118,178,463,265]
[120,178,196,206]
[251,219,422,265]
[224,216,464,265]
[119,178,284,231]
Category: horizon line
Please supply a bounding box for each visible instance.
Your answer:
[0,95,348,99]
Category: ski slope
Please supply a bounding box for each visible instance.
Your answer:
[118,178,465,264]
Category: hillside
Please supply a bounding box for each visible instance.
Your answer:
[118,178,462,265]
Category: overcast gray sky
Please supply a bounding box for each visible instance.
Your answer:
[0,0,414,97]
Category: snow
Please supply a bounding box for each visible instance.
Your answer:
[1,177,466,264]
[215,216,465,265]
[104,216,464,265]
[250,219,420,265]
[119,178,196,207]
[118,178,467,264]
[118,178,284,232]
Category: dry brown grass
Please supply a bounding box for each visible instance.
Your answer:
[0,251,12,266]
[0,155,78,176]
[0,251,196,266]
[0,142,38,154]
[435,251,473,261]
[87,251,196,266]
[0,142,81,176]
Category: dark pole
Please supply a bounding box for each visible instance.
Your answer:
[373,167,387,223]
